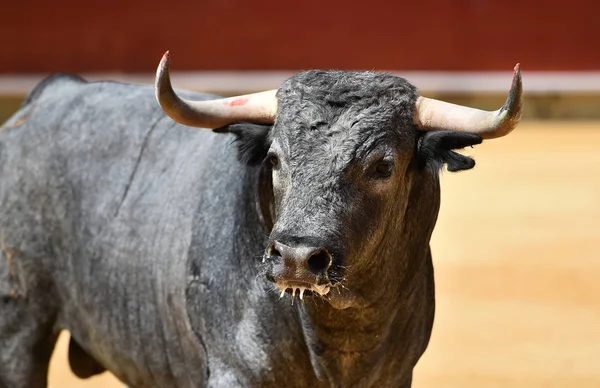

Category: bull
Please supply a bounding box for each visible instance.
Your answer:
[0,51,522,387]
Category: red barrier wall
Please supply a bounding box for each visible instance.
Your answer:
[2,0,599,73]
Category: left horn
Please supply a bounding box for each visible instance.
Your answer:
[155,51,278,129]
[414,64,523,139]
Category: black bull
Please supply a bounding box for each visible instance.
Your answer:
[0,66,521,387]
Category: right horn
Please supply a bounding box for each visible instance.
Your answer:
[414,64,523,139]
[155,51,278,129]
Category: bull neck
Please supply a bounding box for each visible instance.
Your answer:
[294,245,432,387]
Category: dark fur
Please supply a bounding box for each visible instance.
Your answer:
[417,131,482,172]
[228,71,481,174]
[219,123,272,166]
[230,125,481,173]
[0,68,487,388]
[221,70,483,386]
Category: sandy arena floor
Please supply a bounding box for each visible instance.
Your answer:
[46,121,600,387]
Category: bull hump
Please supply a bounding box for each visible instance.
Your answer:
[21,73,86,108]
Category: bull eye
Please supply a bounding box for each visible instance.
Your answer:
[268,153,279,168]
[372,161,394,179]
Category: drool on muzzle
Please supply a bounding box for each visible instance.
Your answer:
[267,240,333,286]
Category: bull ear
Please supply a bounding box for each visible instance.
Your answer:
[217,123,272,166]
[417,131,482,172]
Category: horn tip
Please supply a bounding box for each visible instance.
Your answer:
[156,51,171,84]
[513,63,522,80]
[159,50,171,72]
[155,50,173,105]
[510,63,522,94]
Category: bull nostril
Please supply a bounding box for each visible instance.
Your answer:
[307,250,331,275]
[270,246,282,259]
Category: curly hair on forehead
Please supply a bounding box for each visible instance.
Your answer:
[277,70,419,112]
[225,70,482,174]
[272,70,420,143]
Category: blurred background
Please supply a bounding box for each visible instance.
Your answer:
[2,0,599,387]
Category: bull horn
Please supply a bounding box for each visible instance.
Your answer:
[414,64,523,139]
[155,51,278,129]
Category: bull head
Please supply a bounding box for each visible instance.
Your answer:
[155,51,522,139]
[154,51,523,309]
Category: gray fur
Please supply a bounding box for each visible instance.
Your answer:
[0,70,477,387]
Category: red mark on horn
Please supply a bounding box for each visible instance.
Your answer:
[224,97,250,107]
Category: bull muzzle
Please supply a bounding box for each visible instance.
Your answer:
[265,240,334,299]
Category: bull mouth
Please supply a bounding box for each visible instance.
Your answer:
[276,281,331,300]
